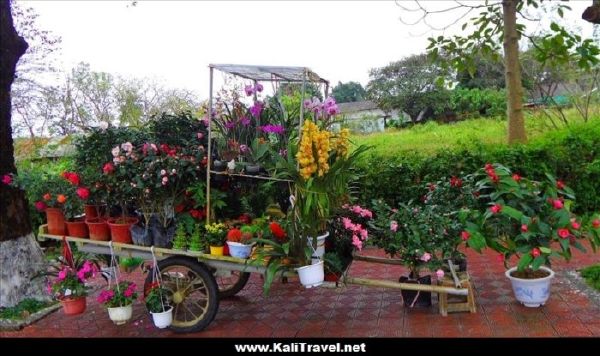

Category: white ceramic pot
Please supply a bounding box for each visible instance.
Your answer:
[505,266,555,307]
[107,304,133,325]
[296,260,324,288]
[306,232,329,259]
[151,306,173,329]
[227,241,254,259]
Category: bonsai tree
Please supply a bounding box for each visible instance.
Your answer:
[172,222,188,250]
[188,224,205,252]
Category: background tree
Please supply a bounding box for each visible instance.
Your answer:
[456,52,506,90]
[277,82,323,101]
[366,53,450,122]
[1,0,47,308]
[331,81,366,103]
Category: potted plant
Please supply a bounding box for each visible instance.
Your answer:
[144,283,172,329]
[47,259,98,315]
[465,163,599,307]
[60,171,90,238]
[97,281,138,325]
[172,221,189,250]
[323,252,344,282]
[226,225,255,258]
[205,222,226,255]
[327,204,374,271]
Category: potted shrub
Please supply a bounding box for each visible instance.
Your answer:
[188,223,206,252]
[226,225,256,258]
[465,163,599,307]
[327,204,374,271]
[59,171,90,238]
[47,259,98,315]
[205,222,226,255]
[97,281,138,325]
[144,283,173,329]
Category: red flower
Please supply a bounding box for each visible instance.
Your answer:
[76,187,90,200]
[62,172,80,186]
[512,174,521,182]
[593,219,600,229]
[238,214,251,224]
[521,224,528,232]
[2,174,12,185]
[460,231,470,241]
[427,183,436,192]
[557,180,565,190]
[571,221,581,230]
[552,199,563,210]
[189,209,202,219]
[269,222,287,241]
[485,163,493,171]
[174,204,186,213]
[450,176,462,188]
[103,162,115,174]
[34,201,47,211]
[557,228,570,239]
[490,204,502,214]
[531,247,541,258]
[43,193,52,201]
[226,228,242,243]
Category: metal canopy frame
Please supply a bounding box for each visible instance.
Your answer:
[206,64,329,223]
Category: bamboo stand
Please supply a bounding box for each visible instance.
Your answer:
[437,271,476,316]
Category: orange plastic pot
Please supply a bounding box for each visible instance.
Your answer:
[66,219,88,238]
[61,296,86,315]
[107,217,138,244]
[86,218,110,241]
[46,208,66,235]
[84,204,107,219]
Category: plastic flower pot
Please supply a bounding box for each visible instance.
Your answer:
[86,218,110,241]
[209,245,224,256]
[66,219,89,238]
[226,241,254,259]
[296,260,324,288]
[505,266,555,307]
[399,274,432,308]
[46,208,66,235]
[150,306,173,329]
[107,217,138,244]
[246,164,261,175]
[107,304,133,325]
[84,204,107,219]
[151,223,176,248]
[130,222,153,247]
[306,231,329,259]
[61,296,86,315]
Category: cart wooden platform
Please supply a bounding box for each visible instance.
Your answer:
[38,225,473,333]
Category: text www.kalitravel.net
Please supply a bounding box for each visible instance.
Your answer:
[234,342,367,353]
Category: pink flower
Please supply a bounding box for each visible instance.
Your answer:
[57,268,67,281]
[593,219,600,229]
[46,283,52,294]
[77,269,86,282]
[460,231,470,241]
[121,142,133,154]
[342,217,354,230]
[420,252,432,262]
[390,221,398,232]
[76,187,90,200]
[160,169,167,176]
[124,288,133,298]
[557,228,570,239]
[352,235,363,251]
[103,162,115,174]
[34,201,47,211]
[254,83,263,92]
[435,269,445,279]
[244,85,254,96]
[571,221,580,230]
[520,224,528,232]
[97,290,114,304]
[197,132,204,140]
[360,228,368,240]
[552,199,564,210]
[2,174,12,185]
[512,174,521,182]
[162,176,169,185]
[557,180,565,190]
[490,204,502,214]
[111,146,120,157]
[531,247,541,258]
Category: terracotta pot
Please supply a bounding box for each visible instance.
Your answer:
[84,204,107,219]
[107,217,138,244]
[61,296,86,315]
[66,218,89,238]
[46,208,66,235]
[86,218,110,241]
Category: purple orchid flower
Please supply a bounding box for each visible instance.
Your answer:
[255,83,263,92]
[262,124,285,135]
[225,121,235,129]
[240,116,251,126]
[244,85,254,96]
[250,101,263,118]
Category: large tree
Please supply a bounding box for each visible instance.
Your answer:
[331,81,367,103]
[0,0,47,307]
[403,0,599,144]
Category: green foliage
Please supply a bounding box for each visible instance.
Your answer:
[188,224,205,252]
[450,88,506,118]
[0,299,55,320]
[323,252,343,274]
[172,222,188,250]
[145,286,171,313]
[581,264,600,291]
[331,81,366,103]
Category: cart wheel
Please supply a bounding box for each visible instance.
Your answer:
[144,256,219,333]
[213,269,251,298]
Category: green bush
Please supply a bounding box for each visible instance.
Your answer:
[356,123,600,214]
[449,88,506,118]
[581,264,600,291]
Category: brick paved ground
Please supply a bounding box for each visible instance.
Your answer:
[2,244,599,338]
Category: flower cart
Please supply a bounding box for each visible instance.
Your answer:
[38,64,473,334]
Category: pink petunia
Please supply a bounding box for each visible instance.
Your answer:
[360,228,368,240]
[352,235,363,251]
[420,252,432,262]
[435,269,445,279]
[390,221,398,232]
[57,268,67,281]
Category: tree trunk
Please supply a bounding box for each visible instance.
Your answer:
[1,0,47,307]
[502,0,527,144]
[582,0,600,24]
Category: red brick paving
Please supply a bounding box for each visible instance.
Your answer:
[1,245,599,338]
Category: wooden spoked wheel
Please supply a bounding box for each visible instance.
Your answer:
[144,256,219,333]
[213,269,251,298]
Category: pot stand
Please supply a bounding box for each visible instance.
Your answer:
[437,271,476,316]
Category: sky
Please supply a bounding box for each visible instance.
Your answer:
[20,0,596,99]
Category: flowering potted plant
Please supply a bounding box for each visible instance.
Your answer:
[97,281,138,324]
[465,163,598,307]
[205,222,226,256]
[327,204,374,273]
[47,259,98,315]
[371,200,444,307]
[60,171,92,238]
[226,225,256,259]
[144,283,172,329]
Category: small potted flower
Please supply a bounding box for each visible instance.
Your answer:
[97,281,138,325]
[205,222,226,256]
[144,282,173,329]
[226,225,256,259]
[48,260,97,315]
